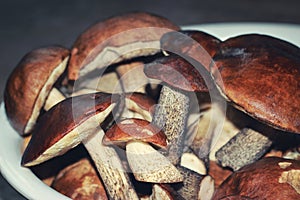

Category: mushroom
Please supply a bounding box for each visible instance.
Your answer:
[21,92,139,200]
[212,157,300,199]
[144,30,222,165]
[4,46,69,135]
[68,12,179,81]
[51,158,108,200]
[213,34,300,170]
[144,54,209,165]
[103,118,183,183]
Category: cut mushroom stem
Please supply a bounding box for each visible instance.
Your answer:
[83,130,139,200]
[103,118,183,183]
[173,166,205,200]
[44,87,66,111]
[127,140,183,183]
[215,128,272,171]
[153,85,190,165]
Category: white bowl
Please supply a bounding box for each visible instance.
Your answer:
[1,23,300,200]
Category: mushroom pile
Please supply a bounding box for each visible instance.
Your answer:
[4,12,300,200]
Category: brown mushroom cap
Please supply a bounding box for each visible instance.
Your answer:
[4,46,69,135]
[103,118,167,149]
[160,30,220,71]
[51,158,108,200]
[68,12,179,81]
[212,157,300,199]
[21,92,119,166]
[144,55,208,92]
[213,34,300,133]
[161,30,220,57]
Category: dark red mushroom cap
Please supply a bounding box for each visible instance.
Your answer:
[213,34,300,133]
[144,55,209,92]
[103,118,167,149]
[4,46,69,135]
[212,157,300,199]
[68,12,179,81]
[21,92,120,166]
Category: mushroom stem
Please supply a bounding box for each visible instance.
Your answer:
[126,140,183,183]
[215,128,272,171]
[83,130,139,200]
[44,87,66,111]
[153,85,189,165]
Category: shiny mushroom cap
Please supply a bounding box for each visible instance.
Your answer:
[4,46,69,135]
[213,34,300,133]
[51,158,108,200]
[21,92,120,166]
[144,55,208,92]
[68,12,179,81]
[103,118,167,149]
[212,157,300,199]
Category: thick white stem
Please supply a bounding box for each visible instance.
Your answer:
[83,130,139,200]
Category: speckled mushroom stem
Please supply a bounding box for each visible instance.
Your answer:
[153,85,190,165]
[83,130,139,200]
[215,128,272,171]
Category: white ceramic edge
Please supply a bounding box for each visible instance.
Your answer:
[0,103,71,200]
[0,22,300,200]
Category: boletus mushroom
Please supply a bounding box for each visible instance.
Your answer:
[22,92,139,200]
[212,157,300,199]
[103,118,183,183]
[68,12,179,81]
[4,46,69,135]
[144,54,209,165]
[213,34,300,171]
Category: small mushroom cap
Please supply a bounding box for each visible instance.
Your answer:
[4,46,69,135]
[103,118,167,149]
[212,157,300,199]
[144,55,208,92]
[213,34,300,133]
[51,158,108,200]
[21,92,119,166]
[68,12,179,81]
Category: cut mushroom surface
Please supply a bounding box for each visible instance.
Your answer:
[68,12,179,81]
[103,118,182,183]
[126,140,183,183]
[4,46,69,135]
[21,92,119,166]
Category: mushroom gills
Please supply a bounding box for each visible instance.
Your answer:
[215,128,272,171]
[153,85,190,165]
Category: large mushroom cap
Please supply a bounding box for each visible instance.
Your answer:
[21,92,119,166]
[4,46,69,135]
[213,34,300,133]
[144,55,208,92]
[212,157,300,199]
[68,12,179,81]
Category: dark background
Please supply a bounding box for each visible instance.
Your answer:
[1,0,300,199]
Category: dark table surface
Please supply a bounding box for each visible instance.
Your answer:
[1,0,300,199]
